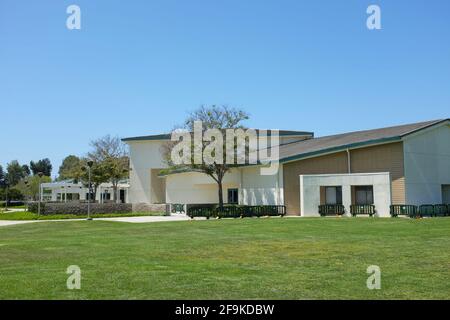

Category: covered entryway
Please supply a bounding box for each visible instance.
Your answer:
[299,172,392,217]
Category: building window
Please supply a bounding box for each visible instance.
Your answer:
[227,188,239,204]
[355,186,374,205]
[442,185,450,204]
[325,186,342,205]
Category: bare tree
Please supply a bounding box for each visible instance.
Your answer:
[163,105,249,208]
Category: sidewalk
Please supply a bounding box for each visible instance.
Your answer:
[0,214,197,227]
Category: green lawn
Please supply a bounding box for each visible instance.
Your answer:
[0,218,449,299]
[0,211,165,220]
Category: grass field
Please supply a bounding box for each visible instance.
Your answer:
[0,217,449,299]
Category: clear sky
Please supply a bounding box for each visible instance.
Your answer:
[1,0,449,178]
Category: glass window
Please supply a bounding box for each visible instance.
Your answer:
[325,186,342,205]
[355,186,374,205]
[227,188,239,204]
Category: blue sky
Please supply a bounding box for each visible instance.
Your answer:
[1,0,449,177]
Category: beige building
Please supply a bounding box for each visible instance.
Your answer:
[123,119,450,217]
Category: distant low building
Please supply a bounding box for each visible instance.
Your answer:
[40,180,129,203]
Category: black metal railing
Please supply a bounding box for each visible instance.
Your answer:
[419,204,435,217]
[390,205,418,217]
[433,204,448,217]
[318,204,346,216]
[350,204,376,217]
[186,205,286,219]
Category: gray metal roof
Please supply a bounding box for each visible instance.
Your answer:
[279,119,448,163]
[122,130,314,142]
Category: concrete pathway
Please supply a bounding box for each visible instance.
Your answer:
[0,214,197,227]
[95,215,194,223]
[0,220,39,227]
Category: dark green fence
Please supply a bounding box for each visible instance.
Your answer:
[186,205,286,219]
[318,204,345,216]
[419,205,435,217]
[391,204,450,218]
[390,205,418,217]
[433,204,448,217]
[187,206,215,219]
[350,205,376,217]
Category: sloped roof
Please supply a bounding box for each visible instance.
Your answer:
[279,119,448,163]
[122,130,313,142]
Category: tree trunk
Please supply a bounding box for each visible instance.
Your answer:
[112,182,118,203]
[217,179,224,209]
[92,185,98,203]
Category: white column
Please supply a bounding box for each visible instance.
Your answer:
[342,185,352,217]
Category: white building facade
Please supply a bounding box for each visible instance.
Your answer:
[41,181,130,203]
[123,119,450,216]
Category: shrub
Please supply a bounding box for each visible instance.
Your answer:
[28,202,132,215]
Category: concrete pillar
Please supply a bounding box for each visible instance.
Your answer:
[342,185,352,217]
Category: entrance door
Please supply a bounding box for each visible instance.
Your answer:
[120,190,126,203]
[442,185,450,204]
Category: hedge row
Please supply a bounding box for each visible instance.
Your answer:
[28,202,132,215]
[187,205,286,219]
[0,201,25,207]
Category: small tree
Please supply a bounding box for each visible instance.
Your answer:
[16,176,52,201]
[77,159,110,202]
[88,135,129,202]
[163,105,249,208]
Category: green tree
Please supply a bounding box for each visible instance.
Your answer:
[163,105,249,208]
[30,158,52,177]
[0,188,24,201]
[16,175,52,201]
[58,155,81,181]
[6,160,27,186]
[88,135,129,202]
[22,164,31,176]
[0,165,5,187]
[74,159,110,201]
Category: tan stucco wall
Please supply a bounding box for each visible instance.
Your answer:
[350,142,405,205]
[283,152,348,215]
[283,142,405,215]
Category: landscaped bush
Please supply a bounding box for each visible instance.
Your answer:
[28,202,132,215]
[186,205,286,219]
